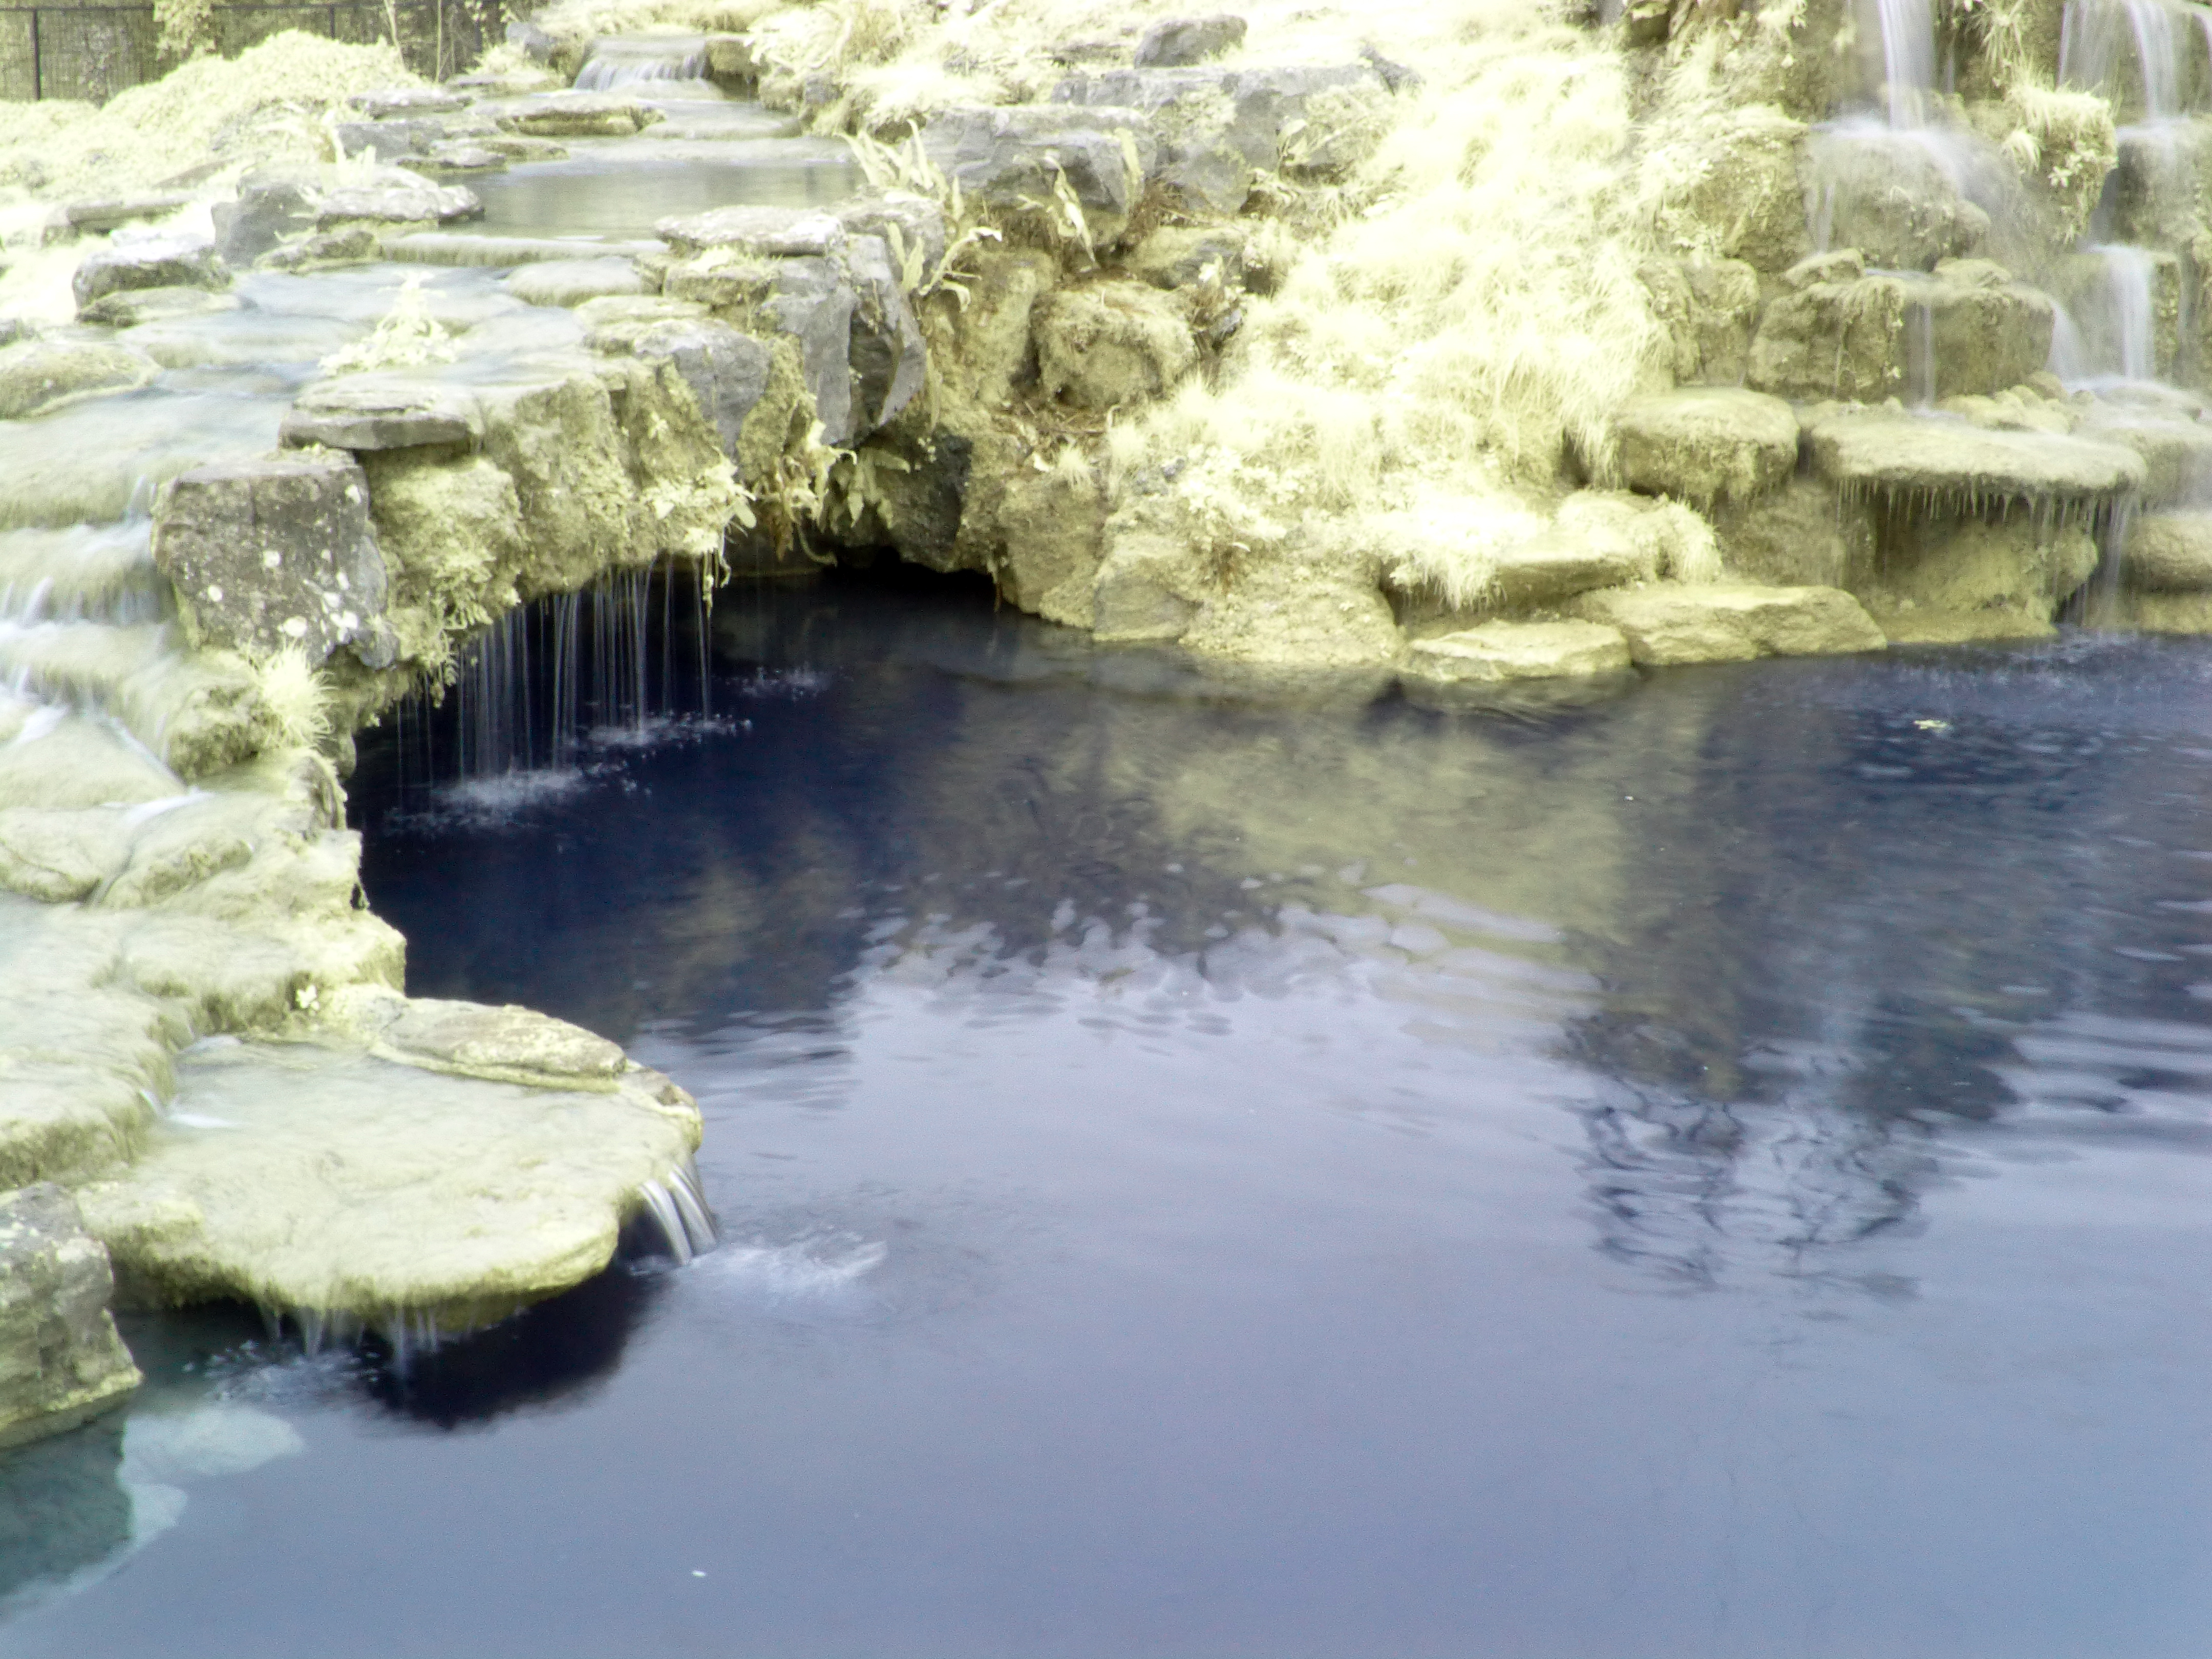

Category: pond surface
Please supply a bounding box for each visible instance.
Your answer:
[8,576,2212,1658]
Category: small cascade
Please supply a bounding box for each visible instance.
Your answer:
[573,36,710,91]
[2061,0,2190,120]
[390,558,718,791]
[1866,0,1938,127]
[2059,246,2161,381]
[635,1160,718,1265]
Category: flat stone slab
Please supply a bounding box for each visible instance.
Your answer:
[78,285,242,329]
[497,95,666,138]
[386,232,662,267]
[1403,620,1631,683]
[63,194,191,235]
[1487,527,1648,609]
[72,235,227,311]
[1137,13,1247,66]
[1611,388,1798,507]
[0,1183,140,1450]
[505,257,653,308]
[656,204,847,258]
[76,1032,701,1329]
[316,176,482,227]
[280,375,482,451]
[400,144,511,176]
[2125,512,2212,592]
[1574,583,1886,665]
[1809,411,2146,502]
[350,86,470,118]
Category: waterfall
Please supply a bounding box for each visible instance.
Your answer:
[636,1160,718,1265]
[2064,246,2161,381]
[1866,0,1938,127]
[572,37,709,91]
[2061,0,2188,118]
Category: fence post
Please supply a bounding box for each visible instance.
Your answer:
[30,6,40,100]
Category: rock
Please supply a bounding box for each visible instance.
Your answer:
[1610,388,1798,508]
[1854,518,2098,643]
[0,318,30,349]
[1747,272,2054,401]
[71,235,226,312]
[1714,477,1864,588]
[1803,126,1992,269]
[333,118,440,163]
[1403,620,1632,683]
[75,1031,701,1332]
[656,204,845,259]
[386,232,660,267]
[997,463,1107,624]
[212,172,321,265]
[1573,583,1886,664]
[0,1185,139,1450]
[2076,410,2212,506]
[838,193,949,285]
[316,175,483,227]
[151,449,395,670]
[1092,530,1202,641]
[705,34,757,81]
[400,144,510,177]
[765,257,861,443]
[846,234,928,433]
[1661,105,1808,273]
[1135,14,1247,67]
[1807,410,2145,503]
[77,286,241,329]
[504,257,651,307]
[350,86,467,118]
[2125,512,2212,591]
[923,104,1159,239]
[0,340,157,420]
[1640,257,1761,385]
[592,316,775,462]
[497,95,664,138]
[259,225,384,273]
[279,375,481,452]
[474,133,570,162]
[62,194,189,235]
[372,996,627,1087]
[1130,223,1248,290]
[1035,281,1196,410]
[1783,248,1865,289]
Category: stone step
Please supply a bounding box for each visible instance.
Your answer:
[385,232,663,268]
[1572,583,1886,665]
[1808,410,2145,506]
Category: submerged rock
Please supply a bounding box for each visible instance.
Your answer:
[0,1184,140,1450]
[77,286,242,329]
[0,339,158,420]
[503,258,649,308]
[1573,583,1886,665]
[152,449,395,670]
[497,94,665,138]
[1402,620,1633,683]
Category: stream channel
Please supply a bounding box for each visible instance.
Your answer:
[10,61,2212,1659]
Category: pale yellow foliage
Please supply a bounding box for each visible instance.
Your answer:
[252,647,334,750]
[0,33,415,203]
[319,278,458,376]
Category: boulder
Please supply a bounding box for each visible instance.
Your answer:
[401,144,509,177]
[767,257,860,444]
[1402,620,1633,683]
[1486,525,1650,610]
[504,257,651,307]
[2125,512,2212,591]
[2077,410,2212,505]
[1640,257,1761,385]
[497,95,664,138]
[997,463,1107,624]
[1130,223,1249,290]
[1661,105,1809,273]
[71,235,226,312]
[0,340,157,420]
[0,1184,140,1451]
[1714,477,1865,588]
[1747,272,2054,402]
[1573,583,1886,664]
[1807,410,2145,503]
[1610,388,1798,508]
[923,104,1159,238]
[847,234,928,433]
[151,449,395,669]
[1135,14,1247,67]
[213,172,321,265]
[279,376,481,452]
[332,118,442,162]
[592,316,776,462]
[838,193,950,285]
[1035,281,1196,409]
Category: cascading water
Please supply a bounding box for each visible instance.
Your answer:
[2060,0,2192,120]
[636,1159,718,1266]
[2068,245,2161,380]
[1866,0,1938,127]
[572,37,710,92]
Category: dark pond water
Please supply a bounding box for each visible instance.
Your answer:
[9,574,2212,1657]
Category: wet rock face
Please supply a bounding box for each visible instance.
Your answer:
[1748,268,2054,402]
[1403,620,1632,684]
[152,449,395,671]
[0,1184,140,1452]
[71,235,227,312]
[1136,14,1248,67]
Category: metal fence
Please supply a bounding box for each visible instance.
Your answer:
[0,0,485,103]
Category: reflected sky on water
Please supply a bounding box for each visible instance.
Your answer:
[9,576,2212,1657]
